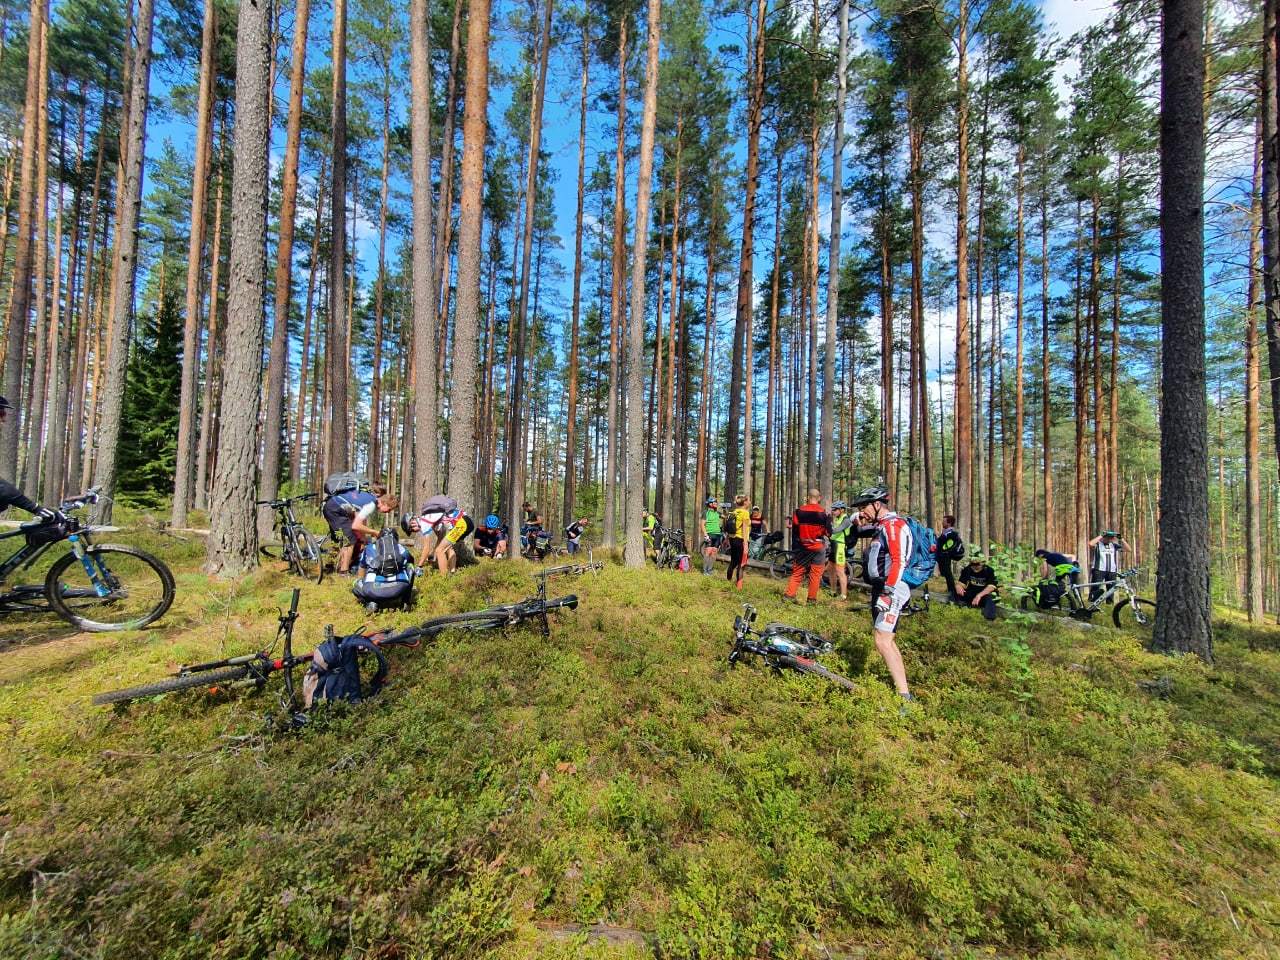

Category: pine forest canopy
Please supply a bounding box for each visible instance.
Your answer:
[0,0,1264,648]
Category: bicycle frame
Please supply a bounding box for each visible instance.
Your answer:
[1066,571,1138,615]
[0,493,118,614]
[728,604,832,667]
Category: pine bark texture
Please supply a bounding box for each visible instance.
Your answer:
[1152,0,1211,659]
[206,0,273,575]
[448,0,491,510]
[410,0,438,504]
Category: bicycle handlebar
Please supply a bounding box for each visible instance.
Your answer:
[255,492,318,507]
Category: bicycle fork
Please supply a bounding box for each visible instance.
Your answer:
[70,534,114,598]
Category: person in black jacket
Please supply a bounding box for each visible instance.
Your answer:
[936,515,963,598]
[955,552,999,620]
[0,397,62,523]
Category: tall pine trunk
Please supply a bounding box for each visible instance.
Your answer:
[410,0,438,501]
[1152,0,1211,659]
[624,0,661,566]
[953,0,972,528]
[819,0,848,498]
[172,0,218,528]
[563,16,589,526]
[326,0,349,474]
[448,0,491,509]
[257,0,310,530]
[206,0,272,575]
[90,0,156,524]
[1246,113,1264,622]
[604,16,628,547]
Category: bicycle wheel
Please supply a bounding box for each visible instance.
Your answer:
[291,528,325,584]
[767,553,788,580]
[47,545,175,632]
[419,610,511,633]
[776,655,857,692]
[92,665,250,705]
[1113,597,1156,638]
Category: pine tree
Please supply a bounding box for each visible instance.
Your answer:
[118,288,182,504]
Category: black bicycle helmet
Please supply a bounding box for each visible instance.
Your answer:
[850,485,890,508]
[0,395,11,411]
[400,512,418,536]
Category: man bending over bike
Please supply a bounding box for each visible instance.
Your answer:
[852,485,915,710]
[323,481,387,573]
[0,397,63,524]
[1034,548,1079,590]
[407,499,475,574]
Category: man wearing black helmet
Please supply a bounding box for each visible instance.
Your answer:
[851,485,915,710]
[0,397,63,523]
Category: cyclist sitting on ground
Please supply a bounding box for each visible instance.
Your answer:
[699,497,723,575]
[828,501,854,601]
[323,480,387,574]
[1034,548,1079,590]
[564,517,590,555]
[0,396,62,525]
[852,485,915,710]
[955,551,999,621]
[1087,530,1130,603]
[473,514,508,559]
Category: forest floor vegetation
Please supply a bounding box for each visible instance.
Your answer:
[0,509,1277,958]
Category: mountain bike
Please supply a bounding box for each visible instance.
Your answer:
[0,488,174,631]
[727,603,856,691]
[1020,566,1155,637]
[535,550,603,581]
[653,526,687,570]
[257,493,325,583]
[93,585,581,707]
[521,525,553,560]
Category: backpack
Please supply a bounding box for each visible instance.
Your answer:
[901,516,938,588]
[365,528,408,577]
[302,633,389,708]
[1031,580,1064,609]
[324,471,369,497]
[420,494,458,518]
[723,511,737,536]
[939,529,965,560]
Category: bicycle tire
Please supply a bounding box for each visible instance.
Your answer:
[775,655,857,692]
[767,553,788,580]
[1113,597,1157,637]
[93,665,251,705]
[46,544,175,632]
[291,528,325,584]
[419,610,511,633]
[260,542,285,560]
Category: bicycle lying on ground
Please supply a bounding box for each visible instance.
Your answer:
[257,493,325,583]
[727,603,856,691]
[93,583,579,706]
[535,550,603,581]
[0,488,174,631]
[1020,566,1155,637]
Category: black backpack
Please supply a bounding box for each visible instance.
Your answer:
[302,633,389,708]
[939,529,965,559]
[324,471,369,497]
[366,528,407,577]
[723,511,737,537]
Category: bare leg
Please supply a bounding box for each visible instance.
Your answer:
[874,629,910,696]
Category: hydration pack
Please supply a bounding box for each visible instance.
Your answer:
[324,472,369,497]
[1031,580,1064,609]
[302,633,389,707]
[901,516,938,588]
[365,528,408,577]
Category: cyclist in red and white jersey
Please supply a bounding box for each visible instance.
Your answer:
[851,485,915,709]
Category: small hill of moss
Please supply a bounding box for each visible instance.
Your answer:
[0,529,1277,959]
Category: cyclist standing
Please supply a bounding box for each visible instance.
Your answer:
[0,397,62,524]
[935,515,964,598]
[784,489,831,605]
[827,501,853,601]
[564,517,590,555]
[726,494,751,589]
[852,485,915,709]
[699,497,723,575]
[642,510,659,559]
[1087,530,1130,602]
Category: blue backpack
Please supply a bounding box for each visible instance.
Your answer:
[302,633,389,708]
[901,516,938,588]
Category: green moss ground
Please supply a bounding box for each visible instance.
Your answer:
[0,520,1277,958]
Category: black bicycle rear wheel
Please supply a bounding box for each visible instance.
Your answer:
[290,528,325,584]
[1113,597,1156,639]
[775,655,857,692]
[93,665,251,705]
[419,610,510,633]
[767,552,788,580]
